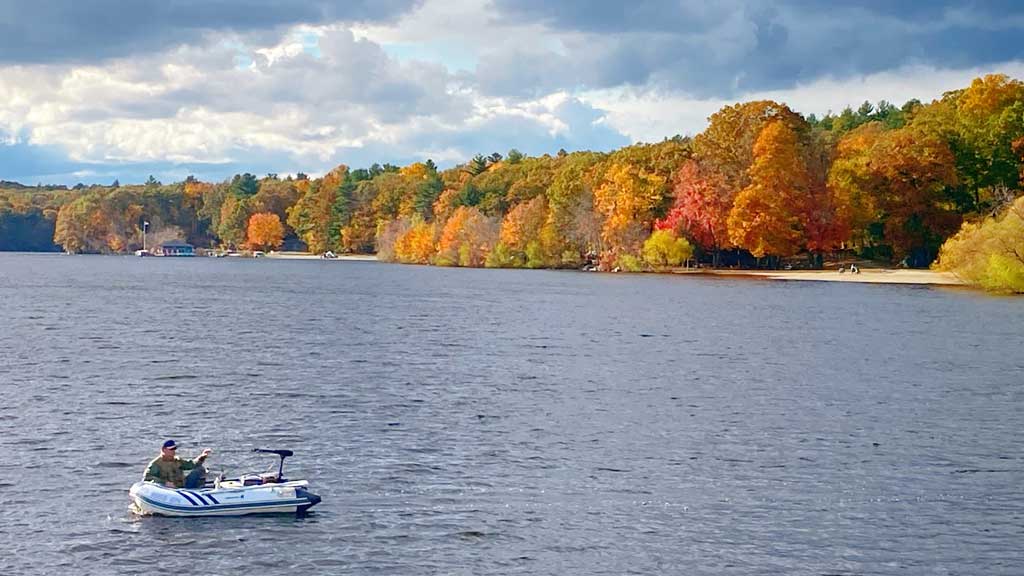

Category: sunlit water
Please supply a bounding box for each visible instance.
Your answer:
[1,253,1022,575]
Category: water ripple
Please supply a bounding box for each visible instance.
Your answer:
[1,254,1023,575]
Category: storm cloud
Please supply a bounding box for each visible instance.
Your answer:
[0,0,420,64]
[485,0,1024,97]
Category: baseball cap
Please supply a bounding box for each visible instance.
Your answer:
[162,439,179,450]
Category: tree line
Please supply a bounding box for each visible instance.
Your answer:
[1,74,1021,291]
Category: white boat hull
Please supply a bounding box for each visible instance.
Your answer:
[129,480,321,517]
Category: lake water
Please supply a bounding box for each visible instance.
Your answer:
[1,253,1023,575]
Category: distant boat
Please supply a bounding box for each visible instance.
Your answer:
[134,249,152,257]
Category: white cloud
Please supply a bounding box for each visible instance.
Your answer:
[582,62,1024,143]
[3,0,1024,184]
[0,17,626,179]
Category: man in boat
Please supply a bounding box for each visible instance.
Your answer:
[144,440,212,489]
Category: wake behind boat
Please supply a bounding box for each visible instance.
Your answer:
[129,449,321,517]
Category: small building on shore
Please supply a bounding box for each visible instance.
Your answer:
[156,240,195,257]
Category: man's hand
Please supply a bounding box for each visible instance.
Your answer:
[200,448,212,459]
[165,482,175,488]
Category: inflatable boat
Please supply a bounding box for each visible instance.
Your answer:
[129,449,322,517]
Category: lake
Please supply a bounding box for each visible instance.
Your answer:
[1,253,1022,575]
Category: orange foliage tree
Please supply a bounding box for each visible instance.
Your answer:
[727,121,809,260]
[866,126,959,263]
[499,195,548,253]
[693,100,806,192]
[827,122,886,247]
[436,206,499,266]
[394,217,438,264]
[246,212,284,251]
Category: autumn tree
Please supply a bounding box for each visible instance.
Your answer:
[591,141,689,262]
[287,164,347,253]
[656,160,732,265]
[935,195,1024,292]
[594,160,665,257]
[436,206,499,267]
[693,100,806,193]
[801,127,849,267]
[403,162,443,219]
[827,122,887,248]
[341,177,384,253]
[728,121,809,262]
[251,178,301,234]
[431,187,462,224]
[218,194,251,248]
[917,74,1024,213]
[499,195,548,253]
[378,213,438,264]
[182,179,213,238]
[865,125,959,265]
[828,120,962,265]
[642,229,693,269]
[246,212,284,251]
[53,195,101,253]
[375,217,411,262]
[394,217,438,264]
[546,152,605,258]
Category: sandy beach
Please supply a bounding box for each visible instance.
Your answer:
[695,268,964,286]
[265,253,963,286]
[265,251,378,261]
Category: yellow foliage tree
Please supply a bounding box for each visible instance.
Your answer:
[246,212,285,251]
[394,217,438,264]
[935,195,1024,293]
[594,161,666,255]
[642,229,693,269]
[399,162,431,181]
[287,164,347,253]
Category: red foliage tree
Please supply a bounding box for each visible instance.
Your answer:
[655,159,733,265]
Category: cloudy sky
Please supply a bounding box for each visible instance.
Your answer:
[1,0,1023,185]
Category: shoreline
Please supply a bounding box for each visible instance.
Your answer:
[679,267,964,286]
[2,251,966,287]
[216,252,970,286]
[264,251,378,261]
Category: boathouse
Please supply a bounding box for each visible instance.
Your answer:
[157,240,195,257]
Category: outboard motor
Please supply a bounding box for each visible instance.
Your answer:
[253,448,294,482]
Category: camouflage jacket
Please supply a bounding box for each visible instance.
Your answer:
[143,454,204,488]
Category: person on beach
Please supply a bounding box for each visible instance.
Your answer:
[144,440,212,489]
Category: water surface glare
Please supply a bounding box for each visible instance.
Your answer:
[1,253,1023,575]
